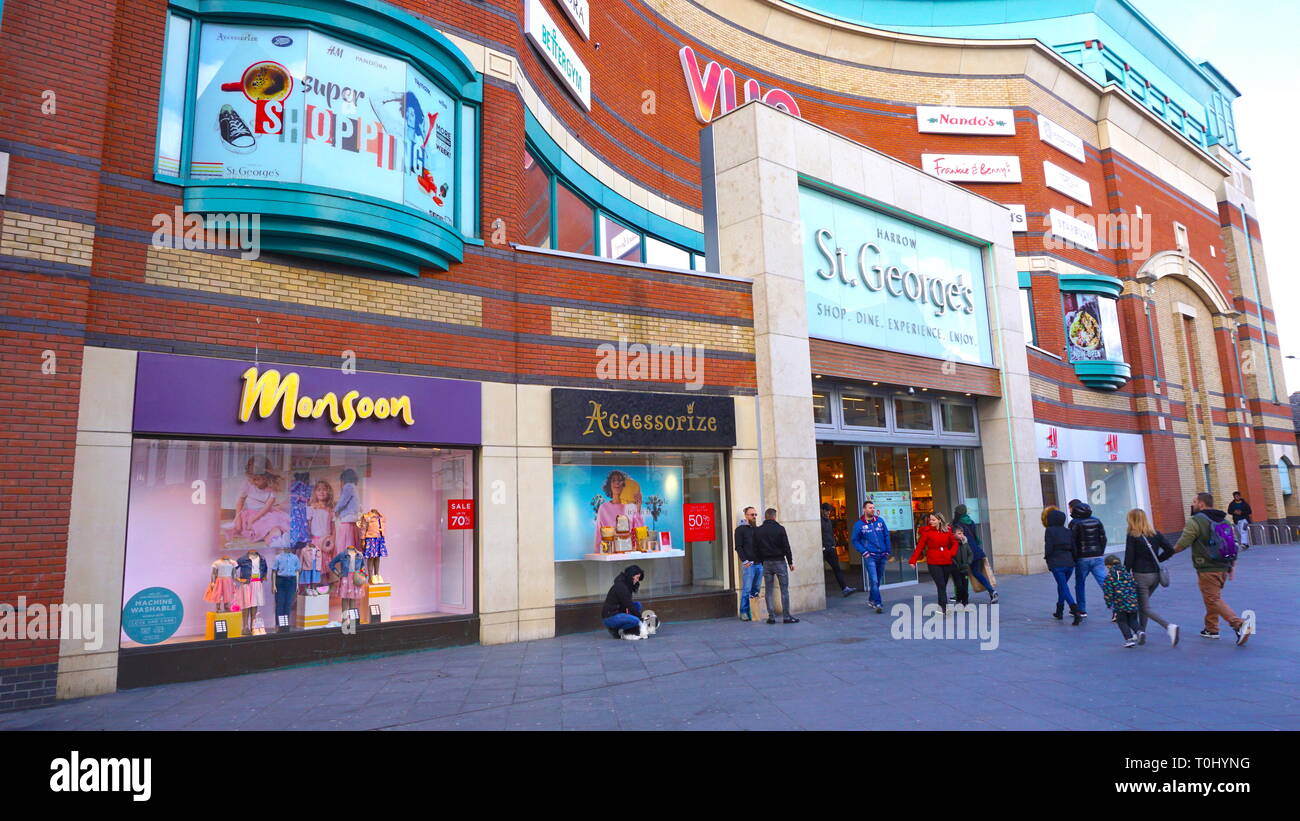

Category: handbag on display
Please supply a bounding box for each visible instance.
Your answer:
[351,571,368,587]
[1143,537,1171,587]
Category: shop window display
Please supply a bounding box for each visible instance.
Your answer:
[122,440,473,646]
[553,451,728,603]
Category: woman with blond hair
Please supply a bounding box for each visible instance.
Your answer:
[1123,508,1179,646]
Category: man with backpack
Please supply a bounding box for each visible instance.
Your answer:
[1172,492,1251,646]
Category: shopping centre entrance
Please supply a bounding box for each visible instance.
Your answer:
[813,381,989,592]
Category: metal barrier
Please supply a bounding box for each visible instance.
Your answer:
[1244,523,1297,546]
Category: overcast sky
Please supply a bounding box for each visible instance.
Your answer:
[1129,0,1299,399]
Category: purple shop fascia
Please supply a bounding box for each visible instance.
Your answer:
[133,353,481,443]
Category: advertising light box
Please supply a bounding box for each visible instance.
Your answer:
[801,186,993,366]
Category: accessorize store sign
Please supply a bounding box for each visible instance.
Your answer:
[1043,161,1092,206]
[525,0,590,110]
[916,106,1015,135]
[1038,115,1086,162]
[188,24,457,224]
[921,154,1022,183]
[551,388,736,448]
[801,185,993,366]
[132,353,481,444]
[679,46,801,124]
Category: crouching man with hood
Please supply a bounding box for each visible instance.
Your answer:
[602,565,649,640]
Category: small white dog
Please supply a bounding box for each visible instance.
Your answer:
[620,609,660,640]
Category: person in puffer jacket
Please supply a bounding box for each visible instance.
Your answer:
[1044,508,1082,625]
[1068,500,1107,617]
[909,513,960,610]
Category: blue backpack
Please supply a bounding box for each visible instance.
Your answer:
[1197,513,1239,562]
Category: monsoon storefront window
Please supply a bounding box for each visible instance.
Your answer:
[155,0,481,274]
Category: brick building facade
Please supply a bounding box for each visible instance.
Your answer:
[0,0,1289,709]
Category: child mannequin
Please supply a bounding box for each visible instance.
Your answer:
[235,549,267,634]
[271,544,300,632]
[205,556,237,612]
[330,545,368,624]
[357,508,387,582]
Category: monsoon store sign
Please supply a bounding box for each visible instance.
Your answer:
[132,353,481,444]
[801,186,993,366]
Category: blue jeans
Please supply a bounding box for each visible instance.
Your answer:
[863,554,889,606]
[1051,566,1076,607]
[603,601,642,632]
[1075,556,1106,612]
[969,556,994,594]
[273,576,296,619]
[739,562,763,616]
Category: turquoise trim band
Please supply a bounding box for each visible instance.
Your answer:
[1071,360,1132,390]
[169,0,479,101]
[184,182,464,275]
[1017,271,1032,288]
[523,110,703,253]
[1059,272,1124,297]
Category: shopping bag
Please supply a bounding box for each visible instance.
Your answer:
[970,573,986,594]
[984,560,997,589]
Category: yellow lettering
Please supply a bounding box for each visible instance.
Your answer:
[312,393,342,427]
[390,395,414,425]
[581,400,612,438]
[238,368,299,431]
[708,417,717,431]
[338,390,359,433]
[374,398,390,419]
[357,397,374,419]
[296,396,314,418]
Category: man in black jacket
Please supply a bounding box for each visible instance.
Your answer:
[1227,491,1252,548]
[1067,499,1107,617]
[735,507,761,621]
[602,565,647,639]
[754,508,800,624]
[821,503,856,598]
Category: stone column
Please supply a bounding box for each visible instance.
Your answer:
[704,104,824,614]
[58,346,137,699]
[478,382,555,644]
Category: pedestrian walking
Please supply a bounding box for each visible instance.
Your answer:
[1101,555,1143,647]
[1171,492,1251,645]
[1227,491,1252,549]
[1044,508,1081,625]
[852,500,891,614]
[754,508,799,624]
[1067,499,1107,618]
[950,525,974,606]
[1123,508,1178,646]
[953,504,998,603]
[822,502,856,598]
[735,506,762,621]
[909,513,960,611]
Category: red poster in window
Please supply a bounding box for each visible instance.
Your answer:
[447,499,475,530]
[683,502,715,543]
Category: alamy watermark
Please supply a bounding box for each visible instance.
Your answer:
[0,597,103,652]
[890,596,1000,650]
[1040,206,1154,262]
[151,206,261,261]
[596,335,705,390]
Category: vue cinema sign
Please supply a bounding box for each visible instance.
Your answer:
[679,46,800,123]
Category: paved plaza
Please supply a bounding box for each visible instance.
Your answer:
[4,545,1296,731]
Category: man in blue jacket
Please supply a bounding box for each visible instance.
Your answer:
[852,500,891,613]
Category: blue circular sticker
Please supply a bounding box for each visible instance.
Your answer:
[122,587,183,645]
[272,35,293,47]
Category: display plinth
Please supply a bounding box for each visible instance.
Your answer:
[581,549,686,562]
[296,593,330,630]
[205,610,242,640]
[363,583,392,624]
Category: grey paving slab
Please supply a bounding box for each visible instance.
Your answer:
[4,545,1298,731]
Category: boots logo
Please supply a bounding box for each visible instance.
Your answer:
[679,46,801,124]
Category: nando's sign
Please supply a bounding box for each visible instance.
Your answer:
[551,389,736,448]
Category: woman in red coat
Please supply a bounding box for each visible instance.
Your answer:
[910,513,961,610]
